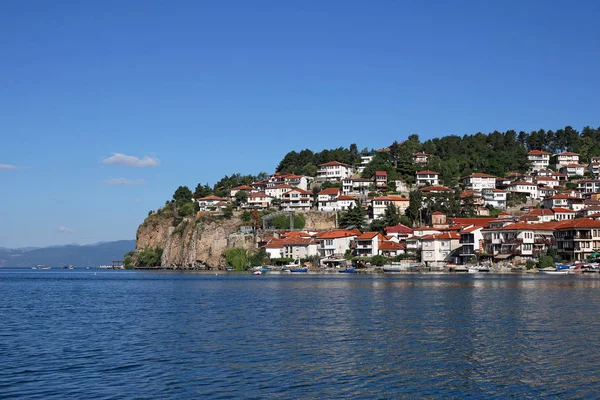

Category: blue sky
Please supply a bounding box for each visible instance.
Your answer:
[1,0,599,248]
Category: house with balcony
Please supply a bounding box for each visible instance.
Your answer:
[412,152,431,164]
[482,188,507,209]
[317,161,353,182]
[534,177,560,189]
[538,186,557,199]
[589,162,600,177]
[229,185,253,201]
[246,192,273,210]
[579,205,600,218]
[372,195,410,219]
[282,238,319,260]
[375,171,387,189]
[317,188,340,211]
[420,232,461,267]
[528,150,551,171]
[196,195,230,211]
[416,170,440,186]
[506,180,539,199]
[385,224,414,240]
[556,151,580,167]
[261,238,286,259]
[281,188,312,211]
[353,232,385,257]
[342,177,372,196]
[543,194,585,211]
[337,195,358,211]
[482,221,557,262]
[578,179,600,193]
[316,229,361,257]
[560,164,586,178]
[378,241,406,257]
[521,208,555,223]
[463,173,497,191]
[356,154,374,174]
[265,184,296,199]
[251,180,268,192]
[267,173,310,190]
[554,218,600,261]
[553,208,576,221]
[457,225,484,264]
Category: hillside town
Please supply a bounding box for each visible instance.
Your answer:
[189,148,600,269]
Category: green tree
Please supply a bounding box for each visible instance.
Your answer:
[371,254,387,266]
[248,249,270,267]
[339,202,366,229]
[223,205,234,218]
[406,190,423,224]
[538,255,554,269]
[173,186,193,205]
[137,247,163,267]
[225,248,248,270]
[234,191,248,207]
[178,202,195,217]
[194,183,213,198]
[382,203,401,227]
[369,219,386,233]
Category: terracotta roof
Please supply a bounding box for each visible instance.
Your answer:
[316,229,361,239]
[373,195,409,201]
[356,232,381,240]
[432,211,445,215]
[467,173,497,178]
[527,209,554,216]
[376,171,387,176]
[566,163,586,167]
[449,217,497,227]
[552,207,576,213]
[413,152,431,157]
[555,218,600,229]
[248,192,270,198]
[421,185,453,192]
[268,184,295,189]
[462,225,483,233]
[379,241,406,250]
[420,232,460,240]
[528,150,551,155]
[535,177,558,181]
[232,185,253,190]
[508,180,536,186]
[283,188,312,195]
[385,224,414,234]
[320,161,350,167]
[416,170,439,175]
[558,151,579,156]
[318,188,340,195]
[198,195,228,201]
[337,195,357,201]
[546,194,578,200]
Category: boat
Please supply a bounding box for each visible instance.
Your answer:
[32,265,51,270]
[468,266,490,273]
[539,267,570,275]
[252,270,262,275]
[288,267,308,273]
[338,268,356,274]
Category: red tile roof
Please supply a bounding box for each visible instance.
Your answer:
[421,185,453,192]
[413,152,431,157]
[467,173,497,178]
[356,232,381,240]
[528,150,551,155]
[385,224,414,234]
[449,218,497,227]
[379,241,406,250]
[320,161,350,167]
[420,232,460,240]
[198,195,228,201]
[416,170,439,175]
[552,208,576,213]
[555,218,600,229]
[316,229,361,239]
[318,188,340,195]
[558,151,579,156]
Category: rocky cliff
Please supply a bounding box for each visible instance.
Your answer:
[135,210,337,268]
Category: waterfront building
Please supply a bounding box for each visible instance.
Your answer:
[554,218,600,261]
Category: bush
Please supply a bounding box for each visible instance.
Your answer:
[538,255,554,269]
[137,247,163,267]
[241,211,251,223]
[223,205,234,218]
[178,202,195,217]
[225,248,247,270]
[525,260,536,270]
[371,255,387,266]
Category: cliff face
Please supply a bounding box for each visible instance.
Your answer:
[135,210,337,268]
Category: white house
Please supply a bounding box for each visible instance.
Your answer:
[317,161,353,182]
[458,225,484,264]
[246,192,273,210]
[265,184,296,199]
[197,195,229,211]
[316,229,361,257]
[416,170,440,186]
[420,232,461,267]
[337,195,358,211]
[342,177,372,195]
[283,238,319,259]
[556,151,580,167]
[412,152,431,164]
[372,195,410,219]
[589,162,600,176]
[482,188,507,209]
[356,155,374,174]
[560,164,586,178]
[317,188,340,211]
[354,232,385,257]
[463,173,497,191]
[534,177,560,189]
[261,238,286,259]
[375,171,387,189]
[506,181,538,199]
[268,174,310,190]
[281,188,312,211]
[420,185,453,194]
[229,185,253,201]
[552,208,576,221]
[528,150,551,171]
[578,179,600,193]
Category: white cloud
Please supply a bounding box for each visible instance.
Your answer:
[0,164,18,170]
[105,178,147,185]
[57,226,73,233]
[101,153,159,168]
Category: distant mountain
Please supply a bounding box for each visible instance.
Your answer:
[0,240,136,268]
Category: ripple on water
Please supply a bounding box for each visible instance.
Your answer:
[1,271,600,398]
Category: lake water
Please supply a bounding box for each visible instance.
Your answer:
[1,270,600,399]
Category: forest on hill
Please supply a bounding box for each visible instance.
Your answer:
[188,125,600,199]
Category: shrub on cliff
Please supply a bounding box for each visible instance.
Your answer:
[137,247,163,267]
[225,248,247,270]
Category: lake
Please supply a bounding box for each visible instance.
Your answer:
[1,270,600,399]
